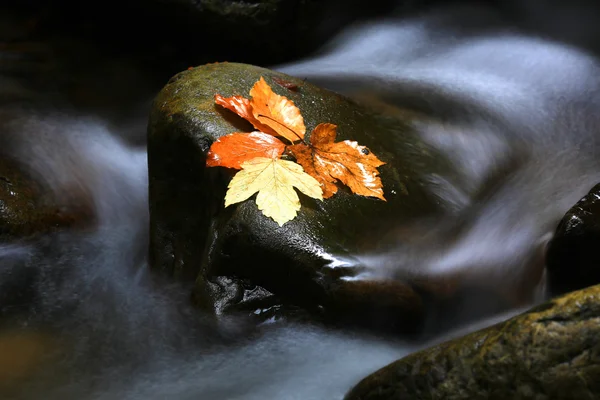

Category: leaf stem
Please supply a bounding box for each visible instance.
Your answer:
[257,114,303,143]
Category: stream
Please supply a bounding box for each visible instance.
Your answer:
[2,2,600,399]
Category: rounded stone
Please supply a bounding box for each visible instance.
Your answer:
[147,62,501,332]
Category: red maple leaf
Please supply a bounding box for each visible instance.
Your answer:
[206,131,285,169]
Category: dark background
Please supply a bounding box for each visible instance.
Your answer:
[3,0,600,133]
[2,0,497,80]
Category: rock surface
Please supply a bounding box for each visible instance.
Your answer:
[147,62,499,332]
[345,284,600,400]
[546,183,600,297]
[0,156,93,241]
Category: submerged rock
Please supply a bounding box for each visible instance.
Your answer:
[148,62,516,332]
[345,284,600,400]
[0,330,57,389]
[0,157,93,241]
[546,183,600,297]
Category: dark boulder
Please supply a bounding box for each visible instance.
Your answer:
[147,62,486,332]
[546,183,600,297]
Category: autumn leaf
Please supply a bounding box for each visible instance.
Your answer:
[289,123,386,200]
[214,94,254,122]
[214,77,305,143]
[208,77,387,225]
[214,94,275,136]
[224,157,323,226]
[249,77,305,143]
[272,76,300,92]
[206,131,286,169]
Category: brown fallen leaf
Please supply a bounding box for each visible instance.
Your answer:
[272,76,300,92]
[289,123,386,200]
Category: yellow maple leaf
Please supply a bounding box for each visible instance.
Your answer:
[224,157,323,226]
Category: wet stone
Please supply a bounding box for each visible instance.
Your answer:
[0,157,94,241]
[148,62,492,333]
[546,182,600,297]
[345,284,600,400]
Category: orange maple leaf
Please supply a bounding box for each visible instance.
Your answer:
[214,94,274,136]
[206,131,286,169]
[289,123,386,200]
[249,77,305,142]
[214,77,305,143]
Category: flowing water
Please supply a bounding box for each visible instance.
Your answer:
[2,2,600,399]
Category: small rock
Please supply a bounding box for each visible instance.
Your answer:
[0,157,94,240]
[546,183,600,296]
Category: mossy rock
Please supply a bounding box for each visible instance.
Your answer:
[148,62,476,332]
[345,284,600,400]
